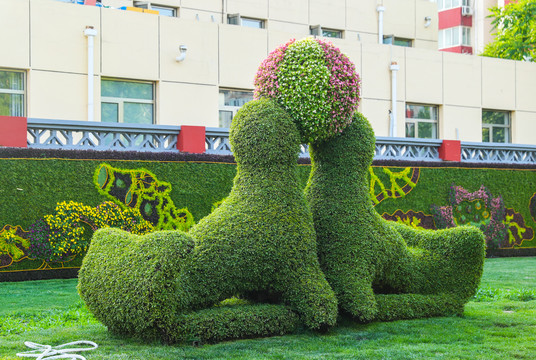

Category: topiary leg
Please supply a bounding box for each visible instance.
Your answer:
[78,228,195,338]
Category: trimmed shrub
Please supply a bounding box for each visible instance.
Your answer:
[181,98,338,330]
[254,38,360,143]
[78,228,195,339]
[170,304,300,344]
[28,201,152,262]
[79,98,336,342]
[304,112,486,322]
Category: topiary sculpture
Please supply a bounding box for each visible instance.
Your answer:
[304,112,486,322]
[78,98,337,342]
[79,38,485,345]
[179,98,338,330]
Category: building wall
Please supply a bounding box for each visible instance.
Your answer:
[1,0,536,145]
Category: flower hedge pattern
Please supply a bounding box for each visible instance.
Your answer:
[28,201,152,262]
[254,38,360,143]
[431,185,534,249]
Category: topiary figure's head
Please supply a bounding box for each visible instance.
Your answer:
[230,98,301,167]
[254,38,360,144]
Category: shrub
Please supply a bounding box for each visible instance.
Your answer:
[254,38,360,143]
[28,201,153,262]
[78,228,195,338]
[170,304,300,344]
[183,98,338,330]
[0,225,29,261]
[432,185,508,250]
[79,98,336,342]
[304,112,486,322]
[94,163,195,231]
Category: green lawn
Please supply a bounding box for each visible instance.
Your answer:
[1,257,535,360]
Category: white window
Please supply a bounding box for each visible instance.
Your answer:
[101,79,155,124]
[218,89,253,128]
[134,2,177,16]
[482,110,510,143]
[405,104,439,139]
[383,35,413,47]
[438,26,471,49]
[438,0,471,11]
[228,14,265,29]
[310,25,343,39]
[0,69,25,117]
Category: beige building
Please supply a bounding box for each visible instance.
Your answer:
[0,0,535,145]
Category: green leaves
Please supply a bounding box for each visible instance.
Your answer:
[482,0,536,61]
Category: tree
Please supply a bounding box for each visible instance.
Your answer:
[483,0,536,61]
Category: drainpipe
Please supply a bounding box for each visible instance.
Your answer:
[377,6,385,44]
[389,61,400,137]
[84,26,97,122]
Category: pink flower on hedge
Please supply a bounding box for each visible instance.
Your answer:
[254,38,361,143]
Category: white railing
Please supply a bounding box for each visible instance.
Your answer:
[27,118,179,152]
[25,119,536,164]
[461,141,536,164]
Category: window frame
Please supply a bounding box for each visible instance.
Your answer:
[227,14,265,29]
[438,0,471,11]
[218,89,253,128]
[405,103,439,139]
[383,35,413,47]
[438,26,471,49]
[134,2,178,17]
[101,78,156,125]
[482,110,511,143]
[0,68,26,117]
[310,25,344,39]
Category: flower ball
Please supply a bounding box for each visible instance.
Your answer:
[254,38,361,144]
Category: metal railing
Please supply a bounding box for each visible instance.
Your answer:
[460,141,536,164]
[25,119,536,164]
[27,118,179,152]
[374,137,442,162]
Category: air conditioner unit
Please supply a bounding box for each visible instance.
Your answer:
[461,6,473,16]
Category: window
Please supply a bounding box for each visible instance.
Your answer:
[405,104,439,139]
[134,2,177,17]
[0,69,25,117]
[101,79,154,124]
[218,89,253,128]
[437,0,471,11]
[482,110,510,143]
[310,25,343,39]
[383,35,413,47]
[228,14,265,29]
[438,26,471,49]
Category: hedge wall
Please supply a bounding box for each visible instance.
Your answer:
[1,148,535,280]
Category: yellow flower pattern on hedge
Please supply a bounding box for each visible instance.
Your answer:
[43,201,153,260]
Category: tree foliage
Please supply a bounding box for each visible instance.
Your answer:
[482,0,536,61]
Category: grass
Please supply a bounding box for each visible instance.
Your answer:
[0,257,535,359]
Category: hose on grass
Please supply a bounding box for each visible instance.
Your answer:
[16,341,98,360]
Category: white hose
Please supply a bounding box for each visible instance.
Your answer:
[16,341,98,360]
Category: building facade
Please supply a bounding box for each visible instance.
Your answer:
[1,0,535,145]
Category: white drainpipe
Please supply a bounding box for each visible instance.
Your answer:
[389,61,400,137]
[84,26,97,122]
[377,6,385,44]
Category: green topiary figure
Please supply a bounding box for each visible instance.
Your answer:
[180,98,338,330]
[304,112,486,322]
[78,98,337,342]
